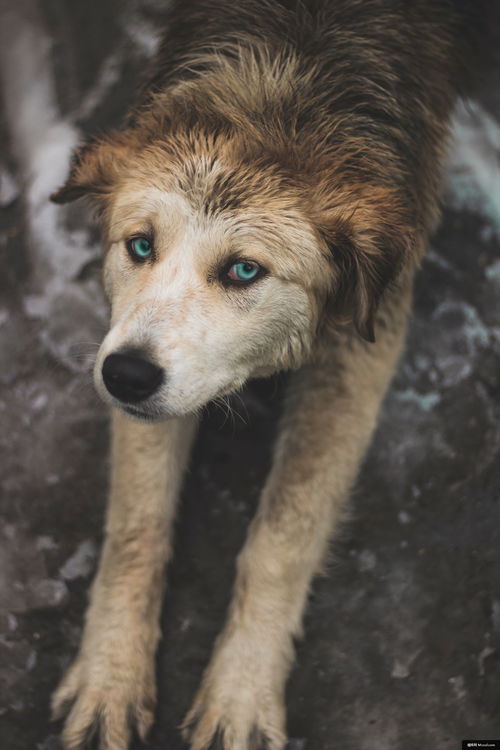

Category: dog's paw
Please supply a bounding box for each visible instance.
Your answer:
[180,642,287,750]
[181,687,286,750]
[52,649,156,750]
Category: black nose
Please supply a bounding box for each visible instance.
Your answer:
[102,351,164,403]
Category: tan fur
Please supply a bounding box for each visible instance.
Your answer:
[52,412,197,748]
[50,1,475,747]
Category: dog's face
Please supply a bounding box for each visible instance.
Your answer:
[54,136,336,419]
[97,175,330,419]
[52,129,411,421]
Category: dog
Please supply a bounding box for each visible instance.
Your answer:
[49,1,484,748]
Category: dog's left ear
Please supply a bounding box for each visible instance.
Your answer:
[340,228,408,343]
[50,131,138,205]
[315,187,414,342]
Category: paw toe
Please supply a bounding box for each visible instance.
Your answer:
[51,663,82,721]
[135,702,155,742]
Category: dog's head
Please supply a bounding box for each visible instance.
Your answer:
[53,124,412,421]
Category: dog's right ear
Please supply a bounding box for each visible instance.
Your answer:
[50,132,137,204]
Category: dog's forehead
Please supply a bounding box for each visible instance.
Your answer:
[106,160,324,281]
[109,183,234,249]
[108,168,301,244]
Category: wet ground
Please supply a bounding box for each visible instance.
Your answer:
[1,2,500,749]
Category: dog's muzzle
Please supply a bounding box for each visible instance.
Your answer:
[102,350,164,403]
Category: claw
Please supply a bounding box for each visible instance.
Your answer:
[136,705,155,743]
[51,655,156,750]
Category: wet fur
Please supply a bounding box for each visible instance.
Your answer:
[51,1,483,748]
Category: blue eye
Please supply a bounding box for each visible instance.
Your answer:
[227,261,260,283]
[127,236,153,261]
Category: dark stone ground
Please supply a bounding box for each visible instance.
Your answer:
[1,2,499,749]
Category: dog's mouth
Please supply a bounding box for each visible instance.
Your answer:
[118,381,244,422]
[122,405,166,423]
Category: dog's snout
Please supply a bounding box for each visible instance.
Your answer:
[102,351,164,403]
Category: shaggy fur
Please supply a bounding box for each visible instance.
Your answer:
[50,1,484,748]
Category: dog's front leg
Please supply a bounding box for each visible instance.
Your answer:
[183,295,409,750]
[53,410,197,750]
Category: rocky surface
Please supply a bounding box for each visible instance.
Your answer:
[0,2,499,749]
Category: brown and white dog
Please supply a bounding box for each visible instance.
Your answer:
[50,1,483,748]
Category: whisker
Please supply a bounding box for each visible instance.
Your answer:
[213,395,232,429]
[229,390,249,426]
